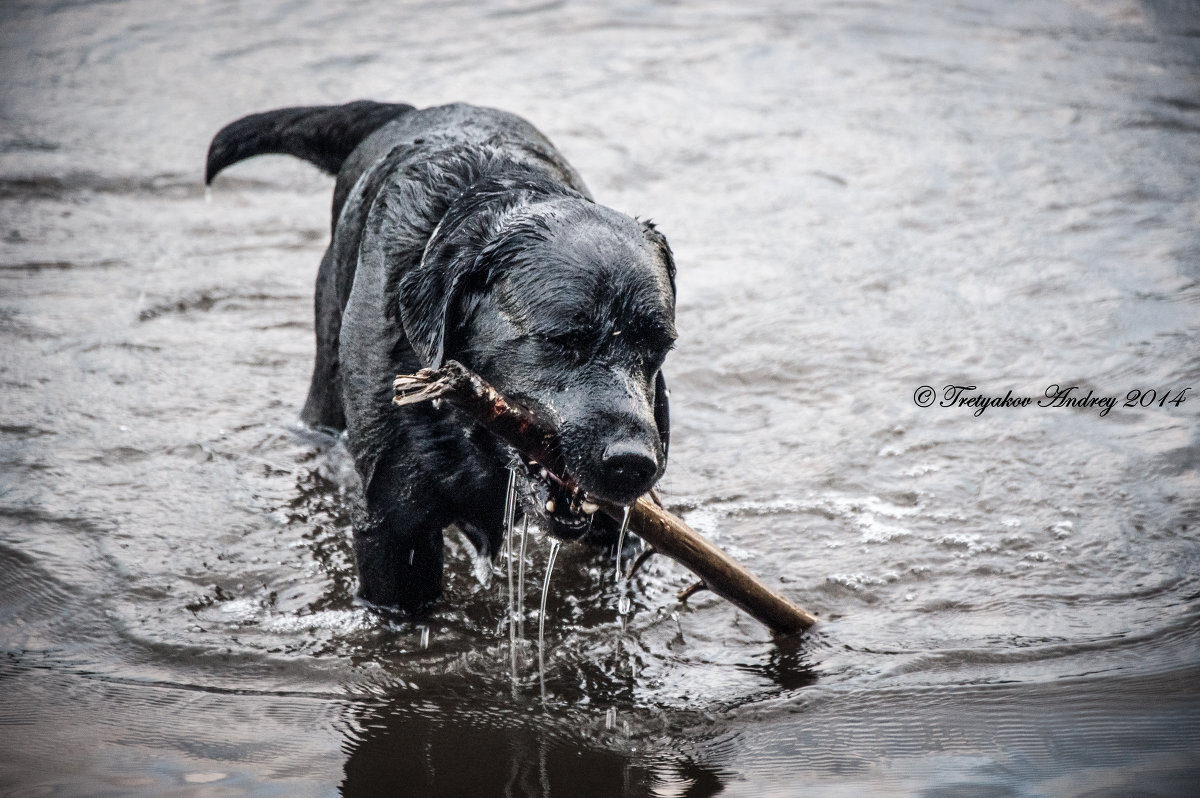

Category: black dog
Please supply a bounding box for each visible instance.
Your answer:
[206,101,676,613]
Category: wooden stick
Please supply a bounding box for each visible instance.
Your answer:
[394,361,817,637]
[624,494,817,634]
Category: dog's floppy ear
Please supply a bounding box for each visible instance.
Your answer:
[397,213,498,368]
[397,237,470,369]
[644,220,673,460]
[654,370,670,461]
[641,219,676,296]
[398,211,540,368]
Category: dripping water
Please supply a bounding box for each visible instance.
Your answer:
[614,505,631,584]
[503,467,518,683]
[538,537,561,703]
[517,517,528,642]
[614,505,634,631]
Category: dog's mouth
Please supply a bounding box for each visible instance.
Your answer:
[507,451,604,539]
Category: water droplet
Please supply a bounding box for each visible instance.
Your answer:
[419,625,430,649]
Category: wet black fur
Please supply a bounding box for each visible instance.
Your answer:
[207,101,677,613]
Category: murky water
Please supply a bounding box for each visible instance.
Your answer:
[2,0,1199,795]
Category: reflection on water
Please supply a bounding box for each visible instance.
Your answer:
[338,688,728,798]
[2,0,1199,794]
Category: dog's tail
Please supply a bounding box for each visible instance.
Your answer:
[205,100,414,184]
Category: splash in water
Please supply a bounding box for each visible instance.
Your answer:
[538,537,561,703]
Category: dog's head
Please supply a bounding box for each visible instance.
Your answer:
[399,195,676,529]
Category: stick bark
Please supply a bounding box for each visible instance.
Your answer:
[394,360,817,637]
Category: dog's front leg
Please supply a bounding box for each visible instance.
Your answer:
[352,455,446,614]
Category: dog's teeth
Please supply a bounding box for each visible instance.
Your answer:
[545,500,555,513]
[581,500,599,514]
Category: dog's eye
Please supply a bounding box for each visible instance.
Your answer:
[632,326,675,373]
[629,325,676,355]
[540,330,595,361]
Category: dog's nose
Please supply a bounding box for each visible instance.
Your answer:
[600,441,659,500]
